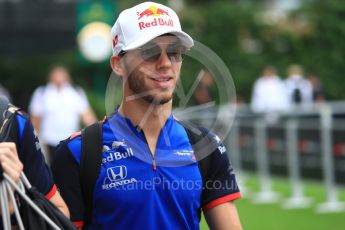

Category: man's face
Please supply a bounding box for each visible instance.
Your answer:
[121,35,186,105]
[50,67,70,87]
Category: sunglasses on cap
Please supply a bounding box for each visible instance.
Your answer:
[119,42,188,63]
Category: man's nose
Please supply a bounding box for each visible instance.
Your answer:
[156,50,172,67]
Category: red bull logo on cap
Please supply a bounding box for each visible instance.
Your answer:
[137,6,170,19]
[137,5,174,30]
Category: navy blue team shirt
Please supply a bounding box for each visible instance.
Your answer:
[14,112,56,197]
[52,111,241,229]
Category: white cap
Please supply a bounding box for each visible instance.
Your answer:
[111,1,194,56]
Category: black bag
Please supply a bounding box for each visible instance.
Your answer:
[18,185,77,230]
[0,96,77,230]
[292,88,302,104]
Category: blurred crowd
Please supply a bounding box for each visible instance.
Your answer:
[250,64,325,114]
[189,64,325,115]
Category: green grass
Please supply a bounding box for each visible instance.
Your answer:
[200,174,345,229]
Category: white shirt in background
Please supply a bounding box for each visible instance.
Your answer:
[29,83,90,146]
[285,74,313,109]
[251,76,290,113]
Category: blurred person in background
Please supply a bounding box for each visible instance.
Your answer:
[307,72,325,103]
[251,65,289,113]
[191,70,216,127]
[285,64,313,109]
[192,70,215,105]
[0,83,11,102]
[29,65,97,163]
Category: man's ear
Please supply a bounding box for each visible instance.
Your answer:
[110,56,125,76]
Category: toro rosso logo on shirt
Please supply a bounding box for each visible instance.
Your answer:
[102,166,137,190]
[112,140,127,148]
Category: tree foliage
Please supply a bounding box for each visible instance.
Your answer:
[298,0,345,99]
[180,0,345,101]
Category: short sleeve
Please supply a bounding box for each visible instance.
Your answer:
[198,130,241,211]
[51,139,85,225]
[17,114,55,195]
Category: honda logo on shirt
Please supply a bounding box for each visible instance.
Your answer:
[107,166,127,181]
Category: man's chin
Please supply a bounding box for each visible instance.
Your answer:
[143,95,173,105]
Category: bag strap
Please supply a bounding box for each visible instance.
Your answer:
[0,96,18,139]
[0,97,20,181]
[80,121,103,226]
[0,96,9,126]
[178,121,211,179]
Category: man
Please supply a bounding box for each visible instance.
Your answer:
[285,64,313,109]
[0,97,69,218]
[52,2,242,229]
[29,65,97,163]
[251,65,289,113]
[193,70,215,106]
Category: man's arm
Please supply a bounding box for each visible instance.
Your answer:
[51,138,86,228]
[48,191,70,218]
[204,202,242,230]
[19,113,70,217]
[30,115,41,133]
[80,109,97,126]
[194,129,242,229]
[76,87,97,126]
[28,87,44,133]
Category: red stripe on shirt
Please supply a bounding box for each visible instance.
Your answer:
[73,221,84,228]
[203,192,241,211]
[45,184,57,200]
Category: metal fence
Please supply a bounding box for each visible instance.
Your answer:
[174,101,345,212]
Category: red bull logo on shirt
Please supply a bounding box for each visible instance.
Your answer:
[137,6,173,30]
